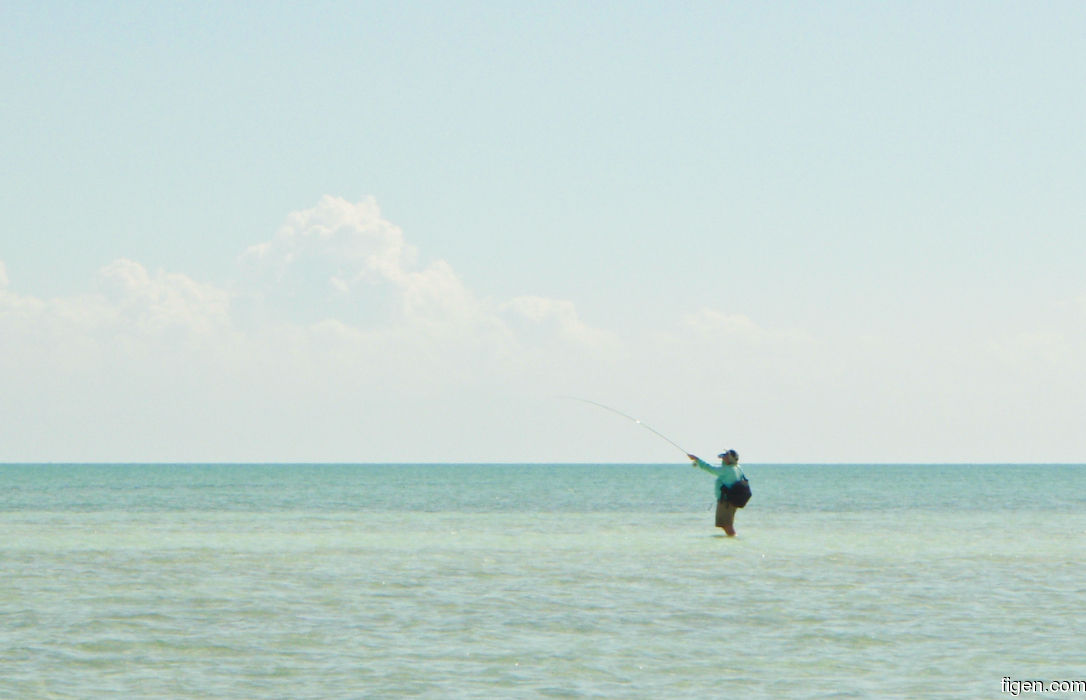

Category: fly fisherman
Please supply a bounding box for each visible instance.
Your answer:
[688,449,750,536]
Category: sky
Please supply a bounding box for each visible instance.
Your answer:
[2,1,1084,463]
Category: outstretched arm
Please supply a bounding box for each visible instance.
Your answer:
[688,454,723,475]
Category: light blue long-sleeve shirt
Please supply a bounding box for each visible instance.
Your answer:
[693,457,746,501]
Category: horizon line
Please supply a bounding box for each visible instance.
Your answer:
[1,461,1083,467]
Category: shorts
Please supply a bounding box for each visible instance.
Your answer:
[715,499,736,529]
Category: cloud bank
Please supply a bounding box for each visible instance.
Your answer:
[2,196,1083,462]
[0,197,635,461]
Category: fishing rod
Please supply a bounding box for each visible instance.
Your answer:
[563,397,691,457]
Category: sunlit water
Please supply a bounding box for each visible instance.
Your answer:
[2,464,1084,698]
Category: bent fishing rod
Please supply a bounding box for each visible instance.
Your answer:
[563,396,693,458]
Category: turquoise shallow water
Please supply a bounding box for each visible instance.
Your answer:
[2,464,1085,698]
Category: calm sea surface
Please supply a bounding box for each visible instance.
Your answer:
[2,463,1084,698]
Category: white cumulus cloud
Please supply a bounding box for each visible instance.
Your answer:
[501,296,619,350]
[243,195,414,282]
[96,259,231,336]
[240,195,491,331]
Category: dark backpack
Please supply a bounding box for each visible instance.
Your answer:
[726,478,752,508]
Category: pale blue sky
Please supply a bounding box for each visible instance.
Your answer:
[2,2,1084,462]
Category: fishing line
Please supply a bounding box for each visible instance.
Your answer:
[562,396,690,457]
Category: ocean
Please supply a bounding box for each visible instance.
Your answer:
[2,463,1084,698]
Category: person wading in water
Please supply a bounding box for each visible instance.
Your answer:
[688,449,751,536]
